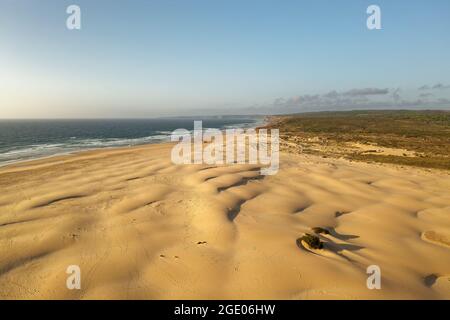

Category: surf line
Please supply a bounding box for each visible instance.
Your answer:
[174,304,208,317]
[170,120,279,175]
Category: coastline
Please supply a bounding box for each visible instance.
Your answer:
[1,115,448,176]
[0,117,265,170]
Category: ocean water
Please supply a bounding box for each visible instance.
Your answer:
[0,117,261,166]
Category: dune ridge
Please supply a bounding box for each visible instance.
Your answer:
[0,142,449,299]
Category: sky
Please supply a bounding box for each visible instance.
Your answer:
[1,0,450,118]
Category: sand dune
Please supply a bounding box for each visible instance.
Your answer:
[0,143,449,299]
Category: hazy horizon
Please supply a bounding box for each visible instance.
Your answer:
[1,0,450,118]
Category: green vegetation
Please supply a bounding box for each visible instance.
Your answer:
[270,110,450,170]
[297,233,324,250]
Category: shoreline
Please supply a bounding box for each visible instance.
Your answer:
[0,139,171,170]
[1,124,449,177]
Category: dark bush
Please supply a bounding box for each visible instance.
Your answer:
[297,233,324,250]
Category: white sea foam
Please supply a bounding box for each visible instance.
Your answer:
[0,134,171,165]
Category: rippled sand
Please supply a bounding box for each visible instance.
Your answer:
[0,143,449,299]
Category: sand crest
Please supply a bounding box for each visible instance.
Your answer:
[0,143,449,299]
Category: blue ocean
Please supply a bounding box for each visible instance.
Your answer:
[0,117,262,165]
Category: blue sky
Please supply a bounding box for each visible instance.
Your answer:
[1,0,449,117]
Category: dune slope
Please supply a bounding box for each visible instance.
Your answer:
[0,143,449,299]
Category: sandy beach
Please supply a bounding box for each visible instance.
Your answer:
[0,141,449,299]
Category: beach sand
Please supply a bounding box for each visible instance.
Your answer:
[0,142,449,299]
